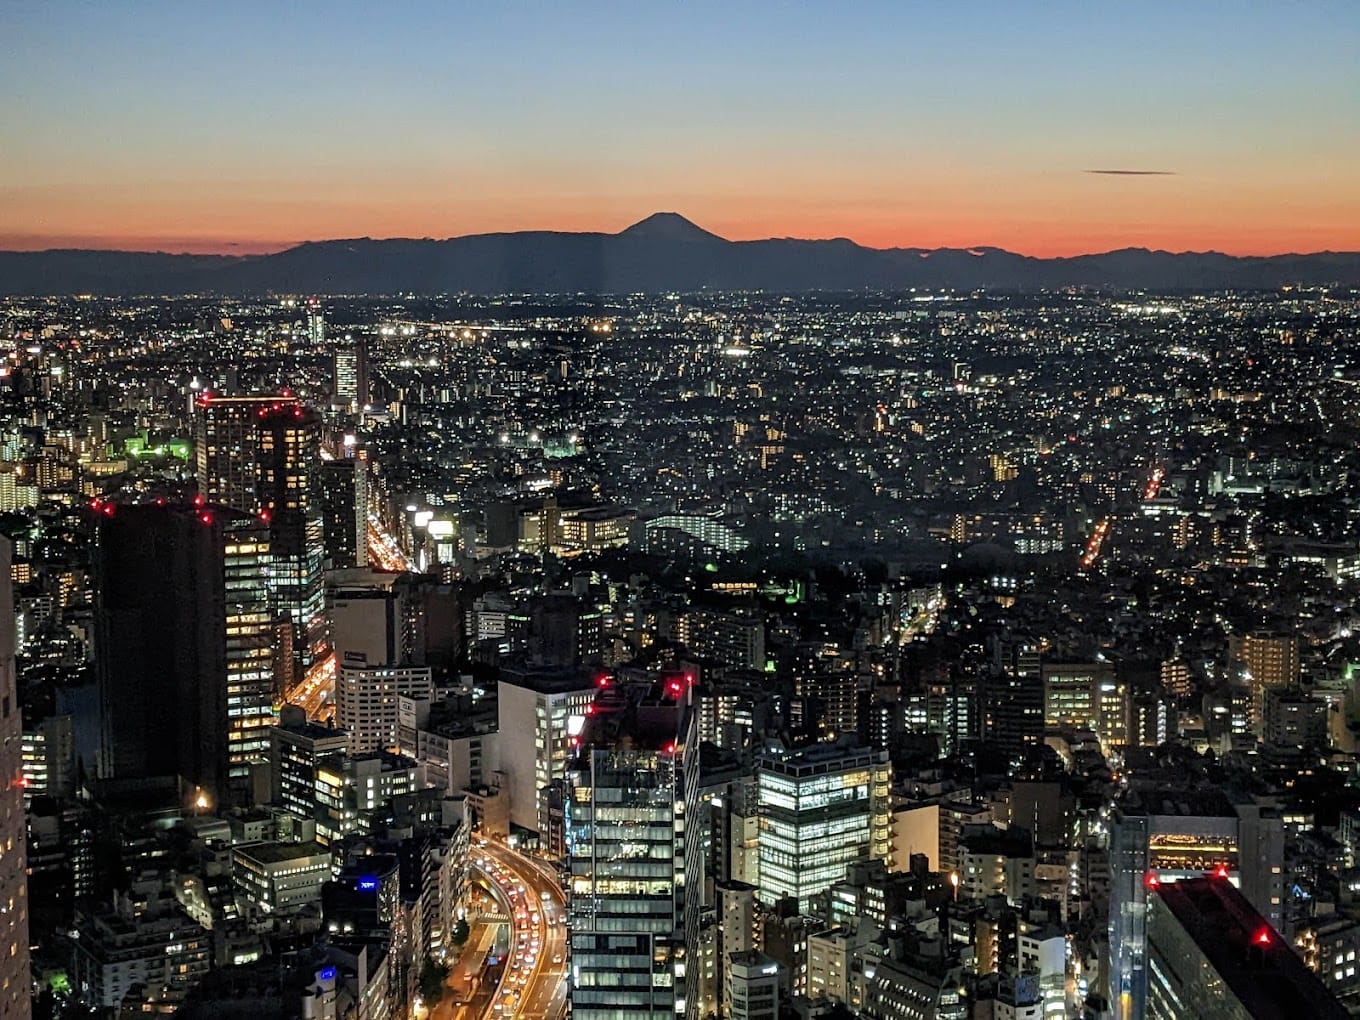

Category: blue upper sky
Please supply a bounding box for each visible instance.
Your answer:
[2,1,1357,253]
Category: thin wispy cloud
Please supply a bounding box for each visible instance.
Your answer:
[1085,169,1178,176]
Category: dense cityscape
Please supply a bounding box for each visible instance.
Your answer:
[0,285,1355,1020]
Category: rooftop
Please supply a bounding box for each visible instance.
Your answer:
[1153,877,1348,1020]
[233,840,328,865]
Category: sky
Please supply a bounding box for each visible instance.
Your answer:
[2,1,1358,256]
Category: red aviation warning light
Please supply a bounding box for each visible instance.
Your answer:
[1254,927,1272,946]
[1212,863,1230,879]
[1143,871,1160,890]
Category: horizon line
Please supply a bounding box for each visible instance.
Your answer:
[0,215,1356,261]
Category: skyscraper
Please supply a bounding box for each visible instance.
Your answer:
[984,649,1045,764]
[1146,876,1346,1019]
[94,503,273,805]
[499,669,599,834]
[1109,787,1285,1020]
[0,539,31,1019]
[567,676,698,1019]
[317,457,368,569]
[333,339,369,411]
[195,393,326,677]
[306,297,325,347]
[195,393,277,511]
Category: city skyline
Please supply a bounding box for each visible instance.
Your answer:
[3,1,1358,257]
[10,284,1360,1020]
[8,4,1360,1018]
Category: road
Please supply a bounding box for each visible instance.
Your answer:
[286,649,337,721]
[1077,465,1164,571]
[281,517,414,722]
[472,839,569,1020]
[369,513,417,572]
[1142,464,1166,501]
[1079,517,1111,569]
[428,922,498,1020]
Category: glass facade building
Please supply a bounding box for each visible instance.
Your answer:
[222,516,275,777]
[567,696,699,1020]
[756,742,891,914]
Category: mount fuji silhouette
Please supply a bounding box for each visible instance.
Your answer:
[1,214,1356,295]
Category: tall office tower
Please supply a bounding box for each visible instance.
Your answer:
[0,540,31,1019]
[1108,787,1284,1020]
[333,339,370,411]
[567,677,699,1020]
[1146,876,1347,1019]
[195,393,279,511]
[257,403,325,672]
[317,458,369,568]
[94,503,273,805]
[1228,633,1301,732]
[755,740,891,913]
[195,394,326,677]
[306,297,325,347]
[222,515,276,772]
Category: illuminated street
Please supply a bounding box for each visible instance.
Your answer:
[468,840,569,1020]
[285,648,336,722]
[369,513,417,572]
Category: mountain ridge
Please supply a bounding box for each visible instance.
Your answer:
[1,214,1357,295]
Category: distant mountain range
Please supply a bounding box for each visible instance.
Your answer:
[2,213,1357,296]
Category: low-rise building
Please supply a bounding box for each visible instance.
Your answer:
[71,892,211,1010]
[728,951,781,1020]
[232,840,331,916]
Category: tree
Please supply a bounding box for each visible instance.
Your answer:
[418,956,450,1006]
[450,918,470,946]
